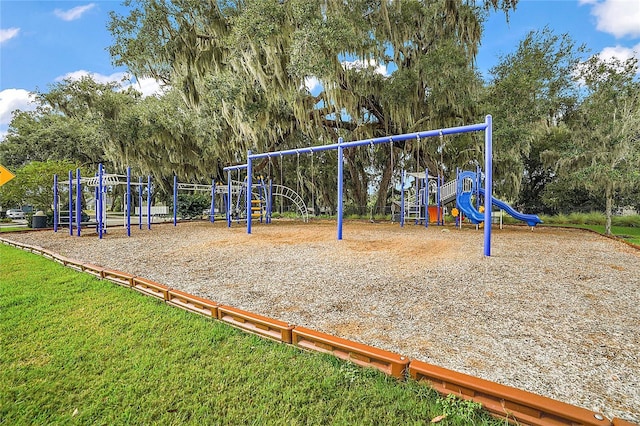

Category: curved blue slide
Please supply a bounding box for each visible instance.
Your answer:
[456,189,542,227]
[455,170,542,227]
[456,191,485,224]
[477,188,542,227]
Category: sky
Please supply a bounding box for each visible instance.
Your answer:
[1,0,640,140]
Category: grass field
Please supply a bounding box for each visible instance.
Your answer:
[0,244,500,425]
[0,226,25,232]
[553,224,640,245]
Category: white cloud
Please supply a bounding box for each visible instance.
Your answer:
[56,69,129,84]
[598,43,640,62]
[54,3,96,21]
[130,77,166,97]
[585,0,640,38]
[304,77,322,93]
[0,89,37,127]
[341,59,389,76]
[0,27,20,44]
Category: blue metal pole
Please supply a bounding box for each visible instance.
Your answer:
[247,122,489,161]
[424,168,429,228]
[53,174,58,233]
[400,170,405,228]
[455,167,460,229]
[476,164,481,212]
[437,174,442,225]
[94,178,98,231]
[98,163,103,239]
[247,150,252,234]
[147,175,152,230]
[173,175,177,226]
[126,167,131,237]
[68,170,73,236]
[484,115,493,256]
[227,170,232,228]
[268,179,273,224]
[337,138,344,240]
[76,169,81,237]
[138,176,143,230]
[211,179,215,223]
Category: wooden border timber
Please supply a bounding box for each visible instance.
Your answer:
[28,245,45,255]
[166,289,217,318]
[102,269,135,287]
[612,419,637,426]
[40,248,56,260]
[19,243,38,253]
[81,263,105,279]
[409,359,615,426]
[217,305,293,344]
[62,257,84,271]
[292,326,409,379]
[132,277,169,301]
[52,253,70,266]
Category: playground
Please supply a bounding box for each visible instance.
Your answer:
[7,220,640,422]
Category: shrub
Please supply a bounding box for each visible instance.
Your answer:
[172,193,210,219]
[612,215,640,228]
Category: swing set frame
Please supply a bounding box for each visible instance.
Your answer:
[233,115,494,256]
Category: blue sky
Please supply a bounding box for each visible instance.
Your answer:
[1,0,639,140]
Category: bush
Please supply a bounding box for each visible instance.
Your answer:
[538,212,640,227]
[612,215,640,228]
[173,193,210,219]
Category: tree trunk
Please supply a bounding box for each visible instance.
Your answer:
[344,149,368,215]
[374,157,393,215]
[605,183,612,235]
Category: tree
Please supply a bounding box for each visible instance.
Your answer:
[483,28,582,204]
[0,109,105,169]
[547,56,640,234]
[108,0,518,213]
[0,160,79,212]
[0,77,142,171]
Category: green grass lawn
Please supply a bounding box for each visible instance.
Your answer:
[0,226,25,232]
[545,223,640,245]
[0,244,500,425]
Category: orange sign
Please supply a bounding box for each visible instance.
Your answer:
[0,164,16,187]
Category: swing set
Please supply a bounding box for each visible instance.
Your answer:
[228,115,494,256]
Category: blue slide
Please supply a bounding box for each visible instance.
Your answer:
[456,191,485,224]
[456,188,542,227]
[454,171,542,227]
[478,188,542,227]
